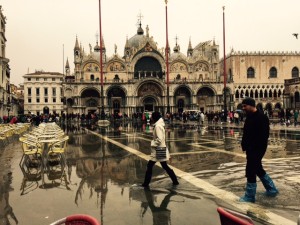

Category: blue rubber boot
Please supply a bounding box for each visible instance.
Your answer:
[239,182,257,203]
[259,173,279,197]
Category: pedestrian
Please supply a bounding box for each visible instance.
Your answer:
[294,110,299,127]
[141,111,179,188]
[240,97,278,203]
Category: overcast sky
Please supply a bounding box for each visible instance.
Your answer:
[2,0,300,85]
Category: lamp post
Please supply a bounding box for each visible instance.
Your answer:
[99,0,105,120]
[222,6,227,122]
[165,0,170,113]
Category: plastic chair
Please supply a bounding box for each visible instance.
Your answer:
[217,207,255,225]
[50,214,100,225]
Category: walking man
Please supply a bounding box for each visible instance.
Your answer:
[240,97,278,203]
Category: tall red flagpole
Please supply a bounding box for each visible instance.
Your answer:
[99,0,105,119]
[165,0,170,113]
[223,6,227,122]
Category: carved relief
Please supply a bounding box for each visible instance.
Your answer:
[171,62,187,72]
[194,62,209,72]
[84,63,99,72]
[107,62,126,72]
[138,83,161,96]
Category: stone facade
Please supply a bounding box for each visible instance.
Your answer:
[283,77,300,110]
[23,72,64,115]
[0,6,10,118]
[225,50,300,112]
[63,23,233,116]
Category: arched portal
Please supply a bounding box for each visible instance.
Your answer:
[174,86,192,113]
[81,88,101,114]
[107,86,126,115]
[137,82,163,112]
[197,87,215,112]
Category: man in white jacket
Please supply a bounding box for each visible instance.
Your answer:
[141,111,179,188]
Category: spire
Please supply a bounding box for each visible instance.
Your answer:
[187,37,193,56]
[137,12,144,35]
[125,36,129,49]
[74,35,80,51]
[65,58,70,69]
[173,35,180,52]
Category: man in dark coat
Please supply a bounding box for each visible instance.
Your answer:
[240,97,278,203]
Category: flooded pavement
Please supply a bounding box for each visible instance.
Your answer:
[1,121,300,225]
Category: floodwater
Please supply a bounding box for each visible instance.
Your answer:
[0,121,300,225]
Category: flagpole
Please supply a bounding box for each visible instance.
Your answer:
[99,0,105,119]
[223,6,227,122]
[165,0,170,113]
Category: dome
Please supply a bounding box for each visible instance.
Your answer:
[170,44,187,61]
[94,41,100,52]
[128,33,147,50]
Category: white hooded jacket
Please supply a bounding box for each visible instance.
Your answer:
[150,118,170,161]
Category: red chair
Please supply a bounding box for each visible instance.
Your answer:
[50,214,100,225]
[217,207,254,225]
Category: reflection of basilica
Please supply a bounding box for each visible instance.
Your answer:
[63,19,233,115]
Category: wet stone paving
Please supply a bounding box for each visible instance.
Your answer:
[0,121,300,225]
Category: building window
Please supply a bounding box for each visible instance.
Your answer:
[45,98,48,103]
[52,78,55,81]
[44,78,47,81]
[44,87,48,96]
[292,67,299,78]
[269,67,277,78]
[36,78,39,81]
[28,87,32,96]
[36,98,40,103]
[28,78,31,81]
[28,98,31,103]
[36,88,40,96]
[53,98,56,103]
[91,74,95,80]
[247,67,255,78]
[52,87,56,96]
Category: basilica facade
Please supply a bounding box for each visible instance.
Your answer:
[63,23,233,116]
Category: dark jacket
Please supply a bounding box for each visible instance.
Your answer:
[241,110,269,153]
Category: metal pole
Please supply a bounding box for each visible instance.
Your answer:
[165,0,170,113]
[223,6,227,122]
[99,0,105,119]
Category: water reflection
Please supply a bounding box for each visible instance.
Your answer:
[0,171,18,225]
[19,154,70,193]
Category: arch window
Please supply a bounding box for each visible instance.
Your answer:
[274,90,278,98]
[278,90,282,98]
[269,67,277,78]
[247,67,255,78]
[90,74,95,80]
[259,90,263,98]
[250,90,254,98]
[269,90,273,98]
[255,90,259,98]
[235,90,239,99]
[292,67,299,78]
[295,91,300,103]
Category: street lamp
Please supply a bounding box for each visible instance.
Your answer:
[165,0,170,113]
[222,6,227,122]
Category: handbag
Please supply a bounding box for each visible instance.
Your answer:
[156,147,167,160]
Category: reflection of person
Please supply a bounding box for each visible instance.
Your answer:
[141,111,179,187]
[240,97,278,203]
[141,189,176,225]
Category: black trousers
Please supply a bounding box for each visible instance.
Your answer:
[245,149,267,183]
